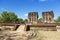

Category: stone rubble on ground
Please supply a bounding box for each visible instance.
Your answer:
[0,31,37,40]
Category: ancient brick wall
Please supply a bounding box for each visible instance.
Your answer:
[0,25,16,30]
[30,27,56,31]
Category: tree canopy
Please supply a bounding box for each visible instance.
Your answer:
[24,19,28,23]
[17,18,23,23]
[0,11,23,23]
[38,18,42,22]
[1,11,10,22]
[55,16,60,22]
[8,12,17,22]
[0,16,3,22]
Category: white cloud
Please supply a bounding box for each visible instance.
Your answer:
[39,0,47,2]
[25,13,28,17]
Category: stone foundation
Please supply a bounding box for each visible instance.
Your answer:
[0,25,16,31]
[30,27,56,31]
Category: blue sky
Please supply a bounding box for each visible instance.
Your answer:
[0,0,60,19]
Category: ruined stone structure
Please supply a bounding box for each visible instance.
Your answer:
[0,23,20,31]
[42,11,54,23]
[0,11,60,31]
[28,12,38,24]
[26,23,60,31]
[27,11,60,31]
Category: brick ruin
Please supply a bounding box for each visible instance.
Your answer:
[0,11,60,31]
[28,12,38,24]
[0,23,20,31]
[27,11,60,31]
[42,11,54,23]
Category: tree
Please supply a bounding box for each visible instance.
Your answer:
[1,11,18,23]
[8,12,17,23]
[17,18,23,23]
[55,16,60,22]
[38,18,42,22]
[24,19,28,23]
[1,11,10,22]
[0,16,3,22]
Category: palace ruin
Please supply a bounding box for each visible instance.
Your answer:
[0,11,60,31]
[28,12,38,24]
[42,11,54,23]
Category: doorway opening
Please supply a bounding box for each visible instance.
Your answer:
[26,25,30,31]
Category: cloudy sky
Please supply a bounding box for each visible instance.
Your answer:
[0,0,60,19]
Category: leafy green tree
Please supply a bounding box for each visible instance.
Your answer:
[1,11,10,22]
[8,12,17,23]
[17,18,23,22]
[24,19,28,23]
[0,16,3,22]
[55,16,60,22]
[1,11,18,23]
[38,18,42,22]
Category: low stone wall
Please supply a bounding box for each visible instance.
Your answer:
[0,25,16,31]
[30,26,56,31]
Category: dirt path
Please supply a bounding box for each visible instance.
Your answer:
[38,31,60,40]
